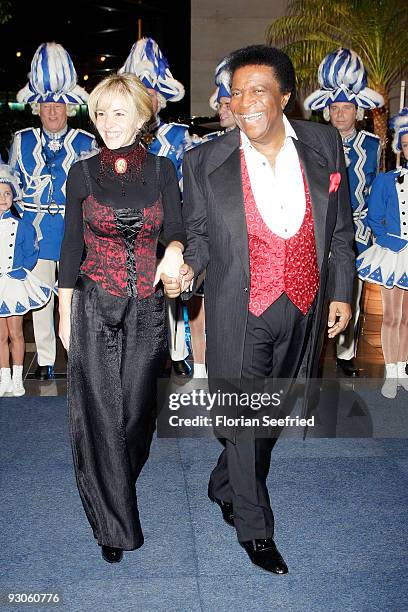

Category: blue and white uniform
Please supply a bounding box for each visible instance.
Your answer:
[9,40,95,370]
[343,129,381,254]
[304,47,385,362]
[304,47,384,259]
[147,120,192,189]
[0,210,51,316]
[199,130,226,144]
[357,168,408,288]
[9,126,96,261]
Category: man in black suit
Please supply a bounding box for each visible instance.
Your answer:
[162,45,354,575]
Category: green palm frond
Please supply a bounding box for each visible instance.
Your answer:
[266,0,408,98]
[0,0,12,24]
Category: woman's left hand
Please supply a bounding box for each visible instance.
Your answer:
[59,311,71,352]
[154,243,184,288]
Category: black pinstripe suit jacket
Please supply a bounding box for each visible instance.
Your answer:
[182,121,355,385]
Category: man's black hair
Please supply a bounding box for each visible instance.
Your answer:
[226,45,296,113]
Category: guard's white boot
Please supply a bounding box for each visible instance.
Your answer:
[381,363,398,399]
[397,361,408,392]
[12,365,25,397]
[0,368,13,397]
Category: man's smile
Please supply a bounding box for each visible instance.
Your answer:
[239,112,264,122]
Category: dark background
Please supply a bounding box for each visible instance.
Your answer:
[0,0,192,158]
[0,0,191,113]
[0,1,396,167]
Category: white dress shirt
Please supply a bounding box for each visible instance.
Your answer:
[241,115,306,239]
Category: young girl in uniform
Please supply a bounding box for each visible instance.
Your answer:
[0,165,51,396]
[357,109,408,398]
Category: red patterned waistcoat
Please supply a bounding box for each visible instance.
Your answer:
[241,151,319,316]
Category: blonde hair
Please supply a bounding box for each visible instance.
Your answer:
[88,73,153,128]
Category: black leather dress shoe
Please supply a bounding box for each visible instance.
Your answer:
[241,538,288,575]
[34,365,55,380]
[209,495,234,527]
[172,360,192,377]
[336,358,359,377]
[101,546,123,564]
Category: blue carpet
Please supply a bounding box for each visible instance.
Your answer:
[1,397,408,611]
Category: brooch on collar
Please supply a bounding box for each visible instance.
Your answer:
[114,158,128,174]
[98,145,147,196]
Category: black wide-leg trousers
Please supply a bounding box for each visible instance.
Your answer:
[209,293,315,542]
[68,275,167,550]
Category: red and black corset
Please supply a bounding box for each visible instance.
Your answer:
[81,195,163,298]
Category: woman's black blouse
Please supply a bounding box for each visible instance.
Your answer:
[59,144,186,289]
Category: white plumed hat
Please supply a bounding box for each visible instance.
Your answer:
[119,38,184,108]
[209,57,231,111]
[304,48,384,111]
[389,107,408,154]
[0,164,22,201]
[17,42,89,105]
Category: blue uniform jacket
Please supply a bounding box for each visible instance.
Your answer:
[367,169,408,253]
[0,210,39,279]
[343,130,380,254]
[148,120,192,190]
[9,126,96,261]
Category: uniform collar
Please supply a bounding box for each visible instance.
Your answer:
[42,125,69,140]
[0,210,13,220]
[342,128,357,144]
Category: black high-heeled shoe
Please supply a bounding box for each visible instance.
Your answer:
[101,545,123,563]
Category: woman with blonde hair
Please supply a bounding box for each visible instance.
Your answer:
[58,73,187,563]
